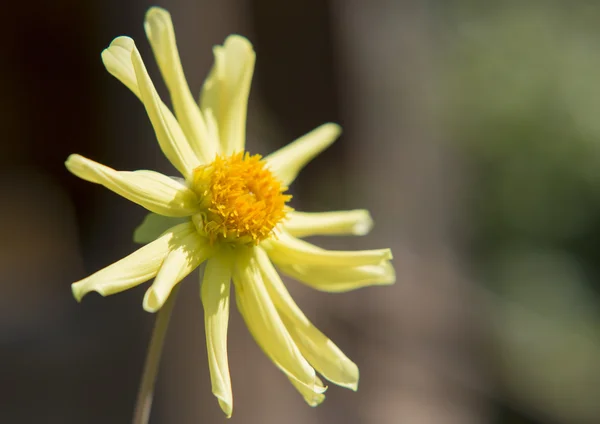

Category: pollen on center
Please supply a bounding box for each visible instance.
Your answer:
[192,152,291,244]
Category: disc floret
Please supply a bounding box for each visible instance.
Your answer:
[192,152,291,244]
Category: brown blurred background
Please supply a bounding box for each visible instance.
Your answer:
[2,0,600,423]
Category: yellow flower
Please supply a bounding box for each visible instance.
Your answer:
[66,7,395,418]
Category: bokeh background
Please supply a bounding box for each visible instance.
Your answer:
[2,0,600,423]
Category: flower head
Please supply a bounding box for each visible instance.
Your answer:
[67,7,395,418]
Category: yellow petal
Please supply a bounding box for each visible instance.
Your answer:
[144,7,218,163]
[101,36,199,178]
[263,232,392,268]
[283,210,373,238]
[200,35,255,155]
[72,222,195,301]
[143,233,213,312]
[66,155,199,217]
[265,123,341,187]
[256,248,359,390]
[233,248,326,404]
[101,36,139,95]
[203,108,221,149]
[288,375,326,407]
[276,260,395,293]
[201,249,234,417]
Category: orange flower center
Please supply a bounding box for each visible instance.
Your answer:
[192,152,291,244]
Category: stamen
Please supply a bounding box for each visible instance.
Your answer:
[192,152,291,244]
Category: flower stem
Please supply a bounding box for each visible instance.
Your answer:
[132,286,180,424]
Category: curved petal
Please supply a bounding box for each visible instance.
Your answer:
[256,248,359,390]
[262,232,392,268]
[143,232,213,312]
[233,248,326,405]
[133,213,188,244]
[144,7,218,163]
[283,210,373,238]
[101,36,199,178]
[66,155,199,217]
[72,222,195,301]
[288,375,326,407]
[276,260,395,293]
[200,35,255,155]
[265,123,341,187]
[201,249,234,417]
[101,36,139,96]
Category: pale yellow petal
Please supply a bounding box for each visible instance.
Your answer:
[72,222,194,301]
[66,155,199,217]
[144,7,218,163]
[262,232,392,268]
[143,233,213,312]
[283,210,373,238]
[200,35,255,155]
[101,36,199,177]
[233,248,326,404]
[256,248,359,390]
[201,249,234,417]
[276,260,395,293]
[288,376,326,407]
[101,36,139,96]
[203,108,221,148]
[264,123,341,187]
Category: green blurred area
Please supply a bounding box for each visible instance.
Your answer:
[443,2,600,423]
[445,1,600,244]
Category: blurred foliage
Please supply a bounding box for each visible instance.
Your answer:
[441,2,600,423]
[443,1,600,246]
[487,248,600,423]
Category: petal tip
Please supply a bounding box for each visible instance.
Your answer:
[64,154,82,171]
[65,153,80,163]
[71,281,109,302]
[144,6,172,37]
[341,378,359,392]
[323,122,342,137]
[224,34,254,52]
[217,398,233,418]
[378,260,396,285]
[353,211,374,235]
[348,367,359,391]
[146,6,169,19]
[142,289,162,313]
[108,36,135,51]
[306,391,326,407]
[383,270,396,285]
[101,37,136,71]
[71,283,85,302]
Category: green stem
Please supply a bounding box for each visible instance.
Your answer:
[132,286,180,424]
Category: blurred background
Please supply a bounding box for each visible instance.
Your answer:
[2,0,600,423]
